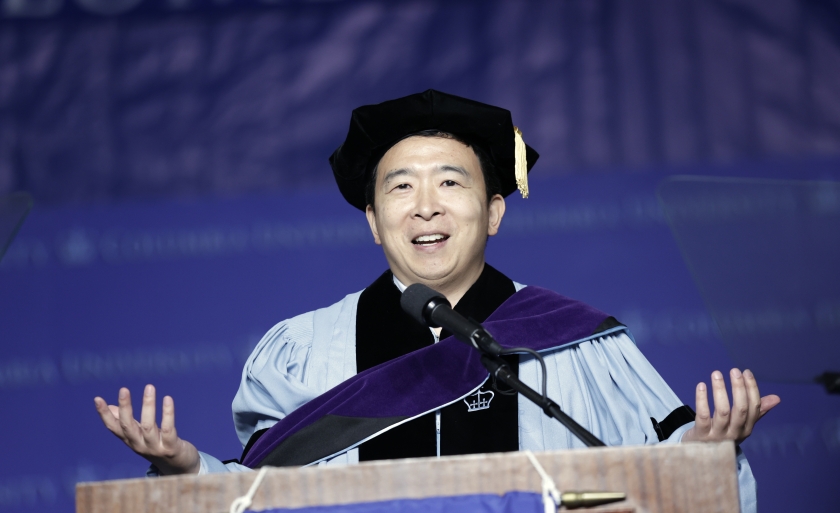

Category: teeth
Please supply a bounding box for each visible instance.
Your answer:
[414,234,446,243]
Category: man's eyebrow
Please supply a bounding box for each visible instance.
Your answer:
[381,165,469,185]
[438,165,469,177]
[381,168,414,185]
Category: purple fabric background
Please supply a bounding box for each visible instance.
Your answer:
[0,2,839,512]
[242,286,610,467]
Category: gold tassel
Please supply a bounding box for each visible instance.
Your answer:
[514,126,529,199]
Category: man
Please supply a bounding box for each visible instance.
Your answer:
[94,90,779,510]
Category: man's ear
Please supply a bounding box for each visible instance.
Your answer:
[365,205,382,245]
[486,194,505,237]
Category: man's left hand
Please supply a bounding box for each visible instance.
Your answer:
[682,368,781,445]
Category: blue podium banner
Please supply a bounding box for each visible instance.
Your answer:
[251,492,543,513]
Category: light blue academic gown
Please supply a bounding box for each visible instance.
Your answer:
[184,282,756,513]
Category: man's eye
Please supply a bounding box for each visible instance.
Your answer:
[394,183,411,190]
[441,180,459,187]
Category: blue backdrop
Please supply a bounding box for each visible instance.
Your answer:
[1,1,839,512]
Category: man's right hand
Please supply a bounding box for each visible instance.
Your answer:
[94,385,200,475]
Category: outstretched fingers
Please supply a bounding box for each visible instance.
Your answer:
[729,368,749,436]
[694,382,712,435]
[742,369,762,430]
[709,370,731,436]
[93,386,200,475]
[160,395,178,447]
[94,397,124,438]
[742,369,781,421]
[687,368,780,445]
[117,388,143,444]
[760,394,781,417]
[139,384,159,446]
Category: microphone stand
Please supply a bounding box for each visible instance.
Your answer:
[473,340,606,448]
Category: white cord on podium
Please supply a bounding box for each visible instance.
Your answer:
[524,450,560,513]
[229,466,270,513]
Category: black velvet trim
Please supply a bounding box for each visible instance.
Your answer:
[650,405,697,442]
[592,316,623,335]
[355,270,436,372]
[239,428,269,463]
[255,414,409,468]
[355,264,518,461]
[440,265,518,456]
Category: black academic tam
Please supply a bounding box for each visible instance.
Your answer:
[329,89,540,211]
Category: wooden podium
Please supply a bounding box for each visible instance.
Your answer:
[76,442,740,513]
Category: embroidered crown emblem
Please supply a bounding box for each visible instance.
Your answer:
[464,389,494,412]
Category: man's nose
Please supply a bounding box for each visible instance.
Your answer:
[413,184,442,220]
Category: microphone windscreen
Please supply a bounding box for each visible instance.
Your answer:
[400,283,445,326]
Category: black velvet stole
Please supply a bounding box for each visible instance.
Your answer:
[355,264,519,462]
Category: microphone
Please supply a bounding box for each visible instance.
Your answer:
[400,283,608,448]
[400,283,503,356]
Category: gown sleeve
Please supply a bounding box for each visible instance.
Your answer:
[231,312,320,447]
[147,312,320,476]
[517,331,757,513]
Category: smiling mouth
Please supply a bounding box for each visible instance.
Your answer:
[412,234,450,246]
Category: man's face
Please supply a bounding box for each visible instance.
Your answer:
[365,136,505,290]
